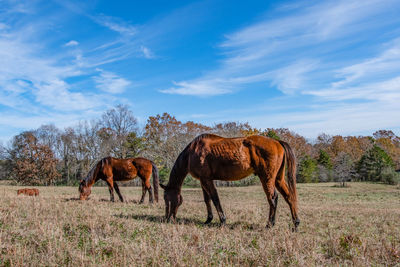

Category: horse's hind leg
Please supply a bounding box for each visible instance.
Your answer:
[275,174,300,232]
[260,175,278,228]
[113,182,124,202]
[201,183,213,224]
[144,176,154,204]
[202,179,225,225]
[139,181,147,204]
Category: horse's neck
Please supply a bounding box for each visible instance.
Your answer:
[167,151,189,191]
[86,176,97,187]
[85,164,100,187]
[167,168,188,192]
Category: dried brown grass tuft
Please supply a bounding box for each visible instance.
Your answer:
[0,183,399,266]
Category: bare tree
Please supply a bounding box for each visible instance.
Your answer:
[0,141,5,159]
[59,127,76,184]
[100,104,139,158]
[34,124,60,155]
[212,122,251,137]
[334,152,353,187]
[0,141,7,180]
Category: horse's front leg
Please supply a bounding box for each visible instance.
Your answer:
[202,179,226,225]
[106,178,115,202]
[113,182,124,202]
[201,184,213,224]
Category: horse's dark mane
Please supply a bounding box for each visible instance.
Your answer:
[84,158,104,186]
[167,144,190,190]
[166,134,223,190]
[193,133,221,142]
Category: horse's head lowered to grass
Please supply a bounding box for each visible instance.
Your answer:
[79,180,91,200]
[160,184,183,222]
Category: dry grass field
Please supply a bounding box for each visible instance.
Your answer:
[0,182,399,266]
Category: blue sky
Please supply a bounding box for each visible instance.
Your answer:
[1,0,400,143]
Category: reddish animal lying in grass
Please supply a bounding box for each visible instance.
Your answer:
[17,188,39,196]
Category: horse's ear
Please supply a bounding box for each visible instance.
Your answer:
[160,184,167,190]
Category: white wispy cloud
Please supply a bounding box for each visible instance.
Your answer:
[332,41,400,88]
[245,98,400,138]
[64,40,79,47]
[140,45,154,59]
[93,69,132,94]
[160,0,400,136]
[91,14,137,36]
[0,23,8,30]
[160,80,232,96]
[161,0,399,97]
[271,60,318,95]
[0,9,128,123]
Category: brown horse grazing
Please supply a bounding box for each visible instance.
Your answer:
[79,157,159,203]
[17,188,39,196]
[160,134,300,231]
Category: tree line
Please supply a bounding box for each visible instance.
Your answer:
[0,105,399,186]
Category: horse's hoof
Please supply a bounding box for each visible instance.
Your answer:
[292,219,300,232]
[204,217,213,225]
[266,221,275,229]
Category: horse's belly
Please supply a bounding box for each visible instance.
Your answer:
[114,177,134,182]
[189,155,254,181]
[113,171,137,182]
[213,165,254,181]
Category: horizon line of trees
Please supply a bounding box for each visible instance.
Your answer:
[0,104,399,187]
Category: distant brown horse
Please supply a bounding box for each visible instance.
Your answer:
[79,157,159,203]
[17,188,39,196]
[160,134,300,230]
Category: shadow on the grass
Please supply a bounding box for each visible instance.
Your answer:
[63,197,151,204]
[62,197,80,202]
[99,198,143,204]
[114,213,261,229]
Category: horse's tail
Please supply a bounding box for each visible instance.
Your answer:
[151,162,159,202]
[278,140,297,203]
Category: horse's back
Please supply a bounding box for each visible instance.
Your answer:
[190,134,282,157]
[131,157,153,177]
[187,135,252,180]
[187,134,284,180]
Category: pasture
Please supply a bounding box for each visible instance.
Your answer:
[0,183,399,266]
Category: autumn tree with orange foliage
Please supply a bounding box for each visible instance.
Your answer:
[7,132,60,185]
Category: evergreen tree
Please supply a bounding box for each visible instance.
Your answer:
[317,149,333,182]
[357,145,395,182]
[266,130,280,140]
[297,155,318,183]
[317,150,333,169]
